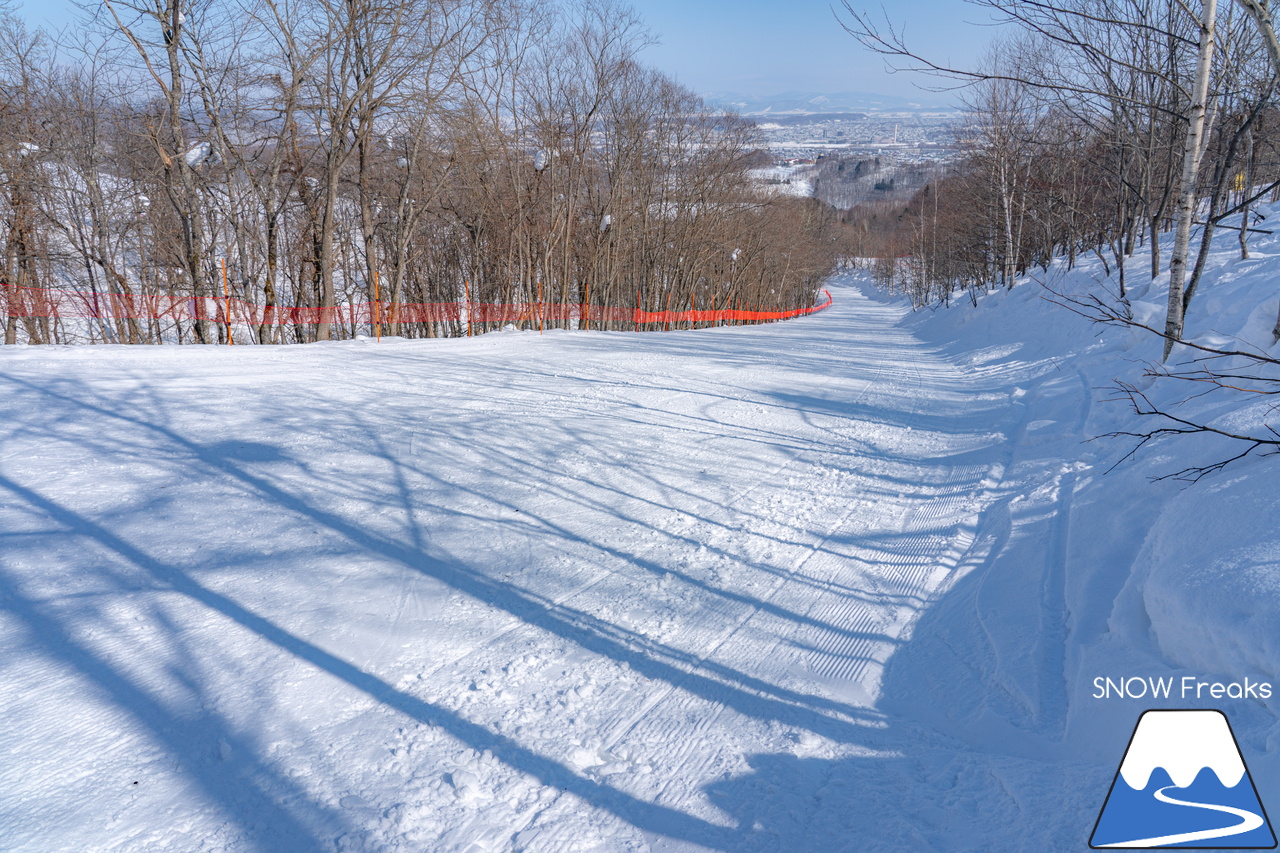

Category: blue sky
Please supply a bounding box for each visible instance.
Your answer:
[12,0,996,99]
[630,0,997,97]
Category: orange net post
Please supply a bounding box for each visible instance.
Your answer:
[222,258,233,345]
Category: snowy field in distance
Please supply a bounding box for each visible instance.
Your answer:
[3,206,1280,851]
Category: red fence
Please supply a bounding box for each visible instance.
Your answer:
[1,285,832,330]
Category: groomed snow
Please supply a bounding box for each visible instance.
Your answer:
[2,207,1279,851]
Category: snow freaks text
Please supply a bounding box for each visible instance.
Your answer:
[1092,677,1273,701]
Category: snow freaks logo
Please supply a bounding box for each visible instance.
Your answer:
[1092,676,1272,701]
[1090,710,1277,848]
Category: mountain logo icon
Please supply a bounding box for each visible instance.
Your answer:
[1091,709,1277,848]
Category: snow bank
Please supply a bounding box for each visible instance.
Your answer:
[1137,478,1280,683]
[902,208,1280,757]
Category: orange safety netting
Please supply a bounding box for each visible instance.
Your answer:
[1,285,832,328]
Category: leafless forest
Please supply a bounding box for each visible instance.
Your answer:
[0,0,846,345]
[842,0,1280,349]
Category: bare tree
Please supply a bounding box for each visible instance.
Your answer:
[0,0,841,345]
[0,12,49,344]
[1163,0,1218,359]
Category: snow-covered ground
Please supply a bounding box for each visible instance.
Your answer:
[748,165,815,198]
[2,212,1279,851]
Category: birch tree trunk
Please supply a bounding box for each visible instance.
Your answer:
[1163,0,1217,361]
[1236,0,1280,72]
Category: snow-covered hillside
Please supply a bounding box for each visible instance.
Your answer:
[1,210,1278,851]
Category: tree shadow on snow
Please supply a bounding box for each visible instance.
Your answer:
[700,424,1122,851]
[0,369,920,851]
[0,324,1100,852]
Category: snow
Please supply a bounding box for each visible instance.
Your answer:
[748,165,814,198]
[184,141,214,168]
[2,209,1280,851]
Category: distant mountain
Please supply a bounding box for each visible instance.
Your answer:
[704,90,953,114]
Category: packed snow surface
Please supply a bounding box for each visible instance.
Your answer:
[3,213,1280,851]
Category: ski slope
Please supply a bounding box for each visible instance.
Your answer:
[1,248,1278,850]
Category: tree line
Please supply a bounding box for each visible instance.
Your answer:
[843,0,1280,345]
[0,0,844,345]
[842,0,1280,477]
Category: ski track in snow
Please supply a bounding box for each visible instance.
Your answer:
[0,278,1082,851]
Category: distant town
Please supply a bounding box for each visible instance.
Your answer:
[745,110,963,209]
[751,111,962,164]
